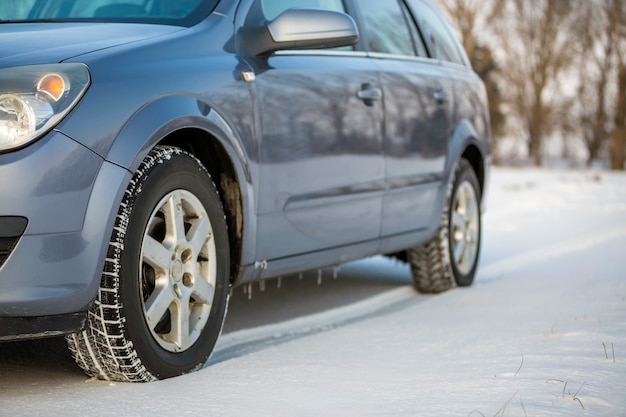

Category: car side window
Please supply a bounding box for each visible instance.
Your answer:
[358,0,415,56]
[405,0,466,65]
[261,0,345,21]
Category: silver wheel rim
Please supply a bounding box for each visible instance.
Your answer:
[450,181,479,275]
[139,190,216,353]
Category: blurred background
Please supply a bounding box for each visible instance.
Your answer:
[435,0,626,170]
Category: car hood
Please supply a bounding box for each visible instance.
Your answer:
[0,23,184,67]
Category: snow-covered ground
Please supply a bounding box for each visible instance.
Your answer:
[1,167,625,416]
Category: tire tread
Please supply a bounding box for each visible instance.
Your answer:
[407,159,478,293]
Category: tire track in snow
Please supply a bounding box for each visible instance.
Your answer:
[208,286,420,365]
[209,224,626,365]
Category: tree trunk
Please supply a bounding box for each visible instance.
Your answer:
[528,107,544,166]
[613,126,626,170]
[612,64,626,171]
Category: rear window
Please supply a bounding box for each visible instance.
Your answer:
[405,0,467,65]
[0,0,219,26]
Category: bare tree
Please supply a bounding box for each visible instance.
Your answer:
[613,63,626,170]
[610,0,626,170]
[575,1,616,166]
[437,0,623,168]
[498,0,579,166]
[436,0,504,57]
[573,0,626,169]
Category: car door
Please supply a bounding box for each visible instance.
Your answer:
[242,0,386,261]
[351,0,452,237]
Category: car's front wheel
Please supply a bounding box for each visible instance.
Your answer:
[67,146,230,382]
[407,158,481,293]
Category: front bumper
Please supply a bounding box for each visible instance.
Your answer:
[0,312,86,341]
[0,131,130,336]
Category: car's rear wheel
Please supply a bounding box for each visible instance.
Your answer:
[407,158,481,293]
[67,146,230,382]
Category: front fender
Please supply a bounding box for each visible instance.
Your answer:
[105,94,251,180]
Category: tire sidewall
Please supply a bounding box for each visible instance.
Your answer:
[119,150,229,379]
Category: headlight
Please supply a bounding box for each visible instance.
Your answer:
[0,64,90,152]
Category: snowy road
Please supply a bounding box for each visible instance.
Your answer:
[1,167,625,416]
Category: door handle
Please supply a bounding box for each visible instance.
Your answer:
[433,88,449,106]
[357,84,383,106]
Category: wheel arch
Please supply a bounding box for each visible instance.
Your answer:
[447,119,489,198]
[460,144,485,196]
[160,128,245,283]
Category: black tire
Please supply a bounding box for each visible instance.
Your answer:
[67,146,230,382]
[407,158,481,293]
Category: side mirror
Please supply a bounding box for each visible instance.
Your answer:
[244,8,359,56]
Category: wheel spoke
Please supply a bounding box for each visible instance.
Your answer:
[187,216,211,257]
[164,192,186,245]
[465,195,477,222]
[457,190,467,213]
[191,276,215,305]
[467,228,478,245]
[462,242,472,266]
[169,302,190,350]
[452,211,466,232]
[142,235,172,273]
[454,238,466,265]
[145,284,176,329]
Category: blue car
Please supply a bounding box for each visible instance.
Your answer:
[0,0,491,381]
